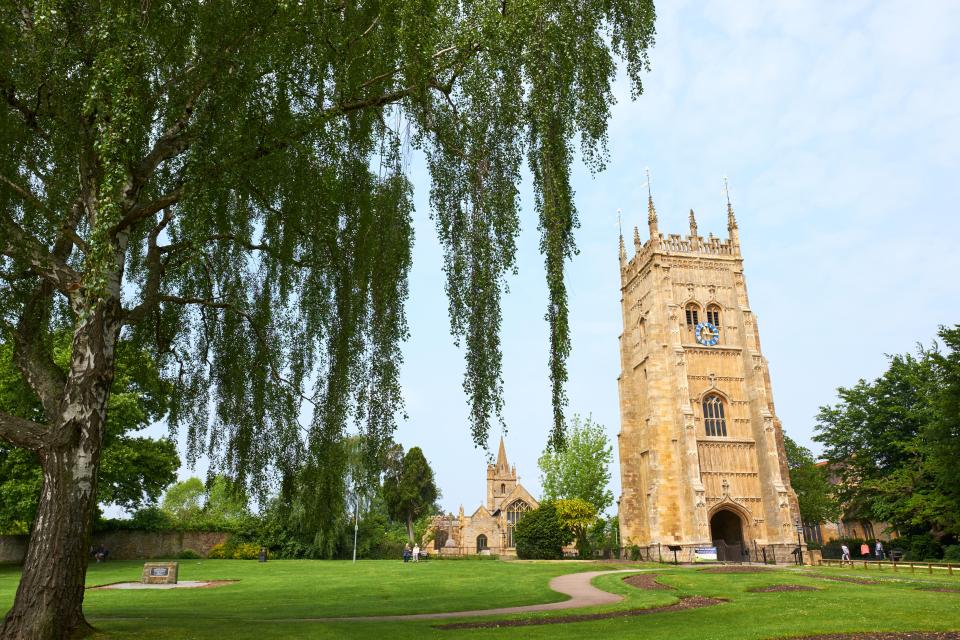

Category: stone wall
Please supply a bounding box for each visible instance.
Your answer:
[0,531,229,563]
[0,535,28,564]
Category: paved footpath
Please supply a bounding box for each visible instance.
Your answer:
[317,569,650,623]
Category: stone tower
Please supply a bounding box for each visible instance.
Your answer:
[486,438,518,512]
[616,185,802,561]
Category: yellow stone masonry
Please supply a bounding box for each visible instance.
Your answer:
[617,191,802,561]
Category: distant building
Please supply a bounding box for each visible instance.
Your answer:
[802,461,898,546]
[616,184,802,562]
[424,438,538,556]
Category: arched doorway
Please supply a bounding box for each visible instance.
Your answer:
[710,508,745,561]
[476,534,488,553]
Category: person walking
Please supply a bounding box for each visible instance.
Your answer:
[841,543,851,567]
[403,545,411,562]
[875,540,884,560]
[860,542,870,558]
[412,544,420,562]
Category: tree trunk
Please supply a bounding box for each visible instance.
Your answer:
[407,512,415,544]
[1,446,101,639]
[2,305,118,640]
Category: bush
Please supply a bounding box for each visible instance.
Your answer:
[898,533,943,561]
[207,542,231,559]
[629,545,641,561]
[177,549,200,559]
[514,503,572,560]
[232,542,261,560]
[126,506,175,532]
[943,545,960,562]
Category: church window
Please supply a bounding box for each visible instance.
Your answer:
[501,483,506,494]
[706,305,721,328]
[685,303,700,328]
[703,394,727,437]
[434,530,448,550]
[476,534,488,552]
[505,499,530,548]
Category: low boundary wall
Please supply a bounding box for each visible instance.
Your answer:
[0,530,229,563]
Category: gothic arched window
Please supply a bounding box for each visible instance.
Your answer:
[706,304,721,329]
[501,483,506,494]
[505,499,530,548]
[703,394,728,437]
[685,303,700,329]
[476,534,488,552]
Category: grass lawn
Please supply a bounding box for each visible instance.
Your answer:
[2,559,959,639]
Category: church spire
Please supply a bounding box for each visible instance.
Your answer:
[646,168,659,239]
[496,437,509,472]
[688,208,698,237]
[724,177,740,247]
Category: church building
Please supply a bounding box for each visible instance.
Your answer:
[616,182,803,562]
[425,438,539,556]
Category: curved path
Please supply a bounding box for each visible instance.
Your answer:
[318,568,650,623]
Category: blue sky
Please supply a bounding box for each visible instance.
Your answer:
[153,0,960,518]
[393,0,960,516]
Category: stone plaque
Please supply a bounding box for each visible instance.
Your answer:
[141,561,179,584]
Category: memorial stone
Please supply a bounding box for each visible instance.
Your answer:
[141,561,179,584]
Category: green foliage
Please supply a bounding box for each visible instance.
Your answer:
[231,543,261,560]
[0,0,656,497]
[814,325,960,538]
[538,414,614,514]
[0,337,179,533]
[126,506,175,533]
[176,549,200,560]
[783,435,840,525]
[587,516,620,558]
[514,502,571,560]
[206,543,229,560]
[629,544,641,561]
[943,545,960,562]
[155,476,251,531]
[161,478,205,525]
[895,533,944,561]
[555,498,597,557]
[383,447,439,543]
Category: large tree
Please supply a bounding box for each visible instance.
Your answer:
[383,446,439,543]
[538,413,614,514]
[782,435,838,527]
[0,2,655,636]
[814,325,960,539]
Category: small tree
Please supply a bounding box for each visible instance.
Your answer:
[514,502,571,560]
[383,447,439,543]
[538,414,614,514]
[783,436,839,526]
[161,478,205,526]
[555,498,597,557]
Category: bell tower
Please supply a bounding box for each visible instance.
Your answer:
[487,438,517,512]
[616,179,801,561]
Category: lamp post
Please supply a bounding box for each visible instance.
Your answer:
[794,518,804,566]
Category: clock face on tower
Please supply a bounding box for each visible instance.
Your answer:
[695,322,720,346]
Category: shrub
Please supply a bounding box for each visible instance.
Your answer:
[943,545,960,562]
[126,506,175,532]
[177,549,200,559]
[629,545,641,561]
[232,542,261,560]
[207,542,231,559]
[899,533,943,561]
[514,503,572,560]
